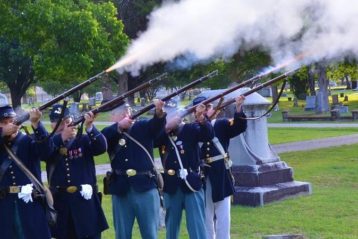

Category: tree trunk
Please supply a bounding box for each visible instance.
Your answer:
[344,74,351,89]
[307,65,315,96]
[271,85,278,104]
[72,91,82,102]
[8,86,23,110]
[316,63,330,113]
[7,69,33,109]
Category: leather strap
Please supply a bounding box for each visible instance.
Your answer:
[4,143,55,214]
[168,136,199,192]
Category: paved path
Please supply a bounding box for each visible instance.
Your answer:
[272,133,358,153]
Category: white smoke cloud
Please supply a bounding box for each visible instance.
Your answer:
[109,0,358,74]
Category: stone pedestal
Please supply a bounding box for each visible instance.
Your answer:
[197,87,312,207]
[226,88,311,207]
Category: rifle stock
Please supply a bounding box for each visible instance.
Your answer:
[131,70,219,119]
[70,73,167,126]
[15,71,106,125]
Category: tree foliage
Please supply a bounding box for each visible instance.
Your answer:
[288,67,309,100]
[0,0,129,106]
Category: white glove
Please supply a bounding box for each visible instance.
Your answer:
[80,184,93,200]
[225,159,233,169]
[179,169,188,180]
[18,184,33,203]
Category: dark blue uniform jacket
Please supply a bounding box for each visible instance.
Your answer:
[47,126,108,238]
[0,123,53,239]
[200,111,247,202]
[156,120,214,194]
[101,114,166,196]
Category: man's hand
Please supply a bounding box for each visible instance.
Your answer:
[153,99,165,118]
[195,103,206,123]
[117,117,134,132]
[84,112,96,131]
[235,95,245,112]
[1,123,20,137]
[29,108,42,129]
[61,120,77,142]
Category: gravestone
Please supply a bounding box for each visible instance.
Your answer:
[304,96,316,111]
[197,88,311,207]
[258,87,272,97]
[69,102,81,118]
[89,97,96,107]
[0,93,9,105]
[332,95,339,105]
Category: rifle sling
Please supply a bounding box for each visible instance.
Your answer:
[240,79,287,120]
[0,134,22,183]
[4,143,55,209]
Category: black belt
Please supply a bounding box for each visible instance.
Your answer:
[0,186,43,200]
[114,169,154,177]
[52,184,98,194]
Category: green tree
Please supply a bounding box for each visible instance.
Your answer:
[0,0,128,107]
[288,67,309,100]
[328,60,358,89]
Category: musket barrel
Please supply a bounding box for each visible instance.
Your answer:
[183,72,264,116]
[70,73,167,126]
[14,71,107,125]
[217,68,299,110]
[131,70,219,119]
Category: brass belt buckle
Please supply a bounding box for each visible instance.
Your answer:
[66,186,78,193]
[167,169,176,176]
[126,169,137,177]
[9,186,20,194]
[206,157,213,163]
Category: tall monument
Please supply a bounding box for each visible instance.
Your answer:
[198,88,311,206]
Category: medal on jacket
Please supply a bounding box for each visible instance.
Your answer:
[119,138,126,146]
[176,141,185,154]
[59,147,68,156]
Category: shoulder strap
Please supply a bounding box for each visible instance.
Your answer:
[122,132,155,168]
[211,137,227,157]
[0,133,24,182]
[168,136,185,170]
[168,136,199,192]
[4,144,55,213]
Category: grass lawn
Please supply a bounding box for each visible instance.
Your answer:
[99,143,358,239]
[268,127,358,144]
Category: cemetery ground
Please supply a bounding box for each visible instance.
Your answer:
[97,144,358,239]
[28,87,358,237]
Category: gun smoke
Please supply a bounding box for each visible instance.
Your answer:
[110,0,358,74]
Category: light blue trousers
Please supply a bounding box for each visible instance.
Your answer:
[164,188,207,239]
[112,188,160,239]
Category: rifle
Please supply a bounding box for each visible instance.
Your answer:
[215,68,299,110]
[131,70,219,119]
[15,71,107,125]
[70,73,167,126]
[182,68,299,117]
